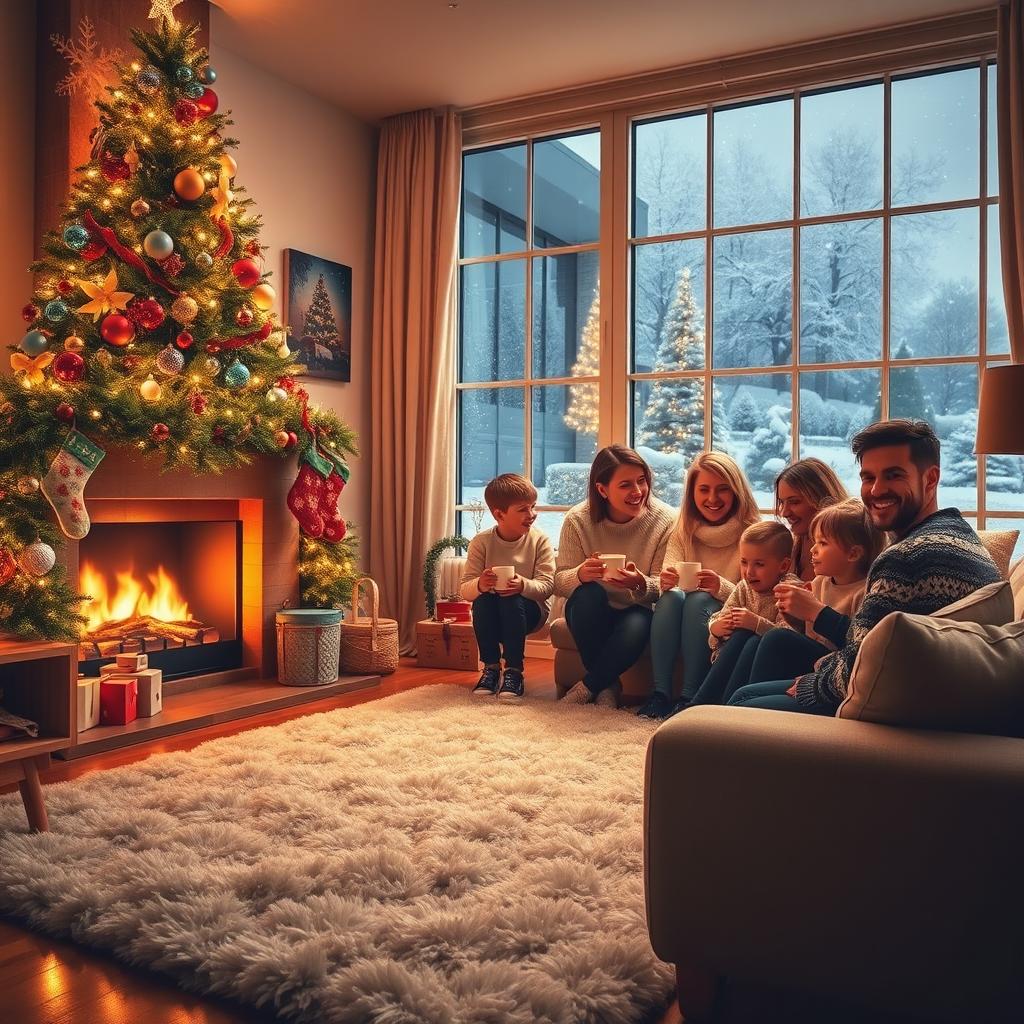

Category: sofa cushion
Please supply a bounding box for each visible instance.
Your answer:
[1011,558,1024,621]
[839,613,1024,735]
[928,579,1014,626]
[978,529,1019,580]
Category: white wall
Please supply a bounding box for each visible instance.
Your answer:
[210,17,378,558]
[0,1,36,343]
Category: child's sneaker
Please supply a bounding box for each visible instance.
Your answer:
[497,667,525,702]
[561,680,593,704]
[636,691,672,720]
[473,666,500,696]
[595,684,619,709]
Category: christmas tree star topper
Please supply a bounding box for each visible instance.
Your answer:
[147,0,185,27]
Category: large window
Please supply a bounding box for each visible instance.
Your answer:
[460,58,1022,555]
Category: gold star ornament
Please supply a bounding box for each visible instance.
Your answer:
[76,268,135,321]
[147,0,184,27]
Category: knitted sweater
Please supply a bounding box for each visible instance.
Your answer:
[554,498,676,608]
[459,527,555,625]
[783,575,867,650]
[707,572,803,658]
[795,508,1001,709]
[663,515,754,602]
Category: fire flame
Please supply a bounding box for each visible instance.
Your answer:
[80,560,191,633]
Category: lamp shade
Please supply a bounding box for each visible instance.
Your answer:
[975,363,1024,454]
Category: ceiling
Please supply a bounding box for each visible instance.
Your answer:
[210,0,985,123]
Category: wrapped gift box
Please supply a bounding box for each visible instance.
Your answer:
[116,652,148,671]
[435,600,472,623]
[101,667,163,717]
[416,619,479,671]
[77,677,101,733]
[100,677,137,726]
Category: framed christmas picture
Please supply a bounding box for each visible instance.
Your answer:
[283,249,352,381]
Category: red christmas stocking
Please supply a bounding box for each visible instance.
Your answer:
[319,447,350,544]
[286,447,333,538]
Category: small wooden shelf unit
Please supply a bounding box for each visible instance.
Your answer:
[0,639,76,831]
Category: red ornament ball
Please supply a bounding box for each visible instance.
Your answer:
[231,259,261,288]
[235,306,255,327]
[276,376,296,393]
[100,151,131,183]
[244,239,262,258]
[57,279,74,295]
[287,431,298,448]
[21,304,39,323]
[151,423,170,442]
[212,425,227,444]
[81,239,108,262]
[52,351,86,383]
[196,88,219,117]
[189,391,208,414]
[55,402,75,424]
[173,99,199,126]
[100,313,135,346]
[175,331,194,350]
[130,102,142,115]
[160,252,186,278]
[128,297,165,331]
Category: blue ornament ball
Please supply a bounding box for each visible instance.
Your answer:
[20,330,49,357]
[175,64,195,84]
[199,64,217,85]
[136,65,162,94]
[44,299,70,323]
[143,230,174,260]
[63,223,89,251]
[184,81,205,99]
[223,359,250,390]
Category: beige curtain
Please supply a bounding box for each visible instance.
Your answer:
[998,0,1024,361]
[369,108,461,654]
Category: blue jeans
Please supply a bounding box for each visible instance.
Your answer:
[472,593,543,669]
[650,589,723,699]
[565,582,653,695]
[690,629,760,706]
[749,627,831,684]
[728,678,835,715]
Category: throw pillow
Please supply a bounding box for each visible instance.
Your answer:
[977,529,1019,580]
[930,579,1014,626]
[838,614,1024,736]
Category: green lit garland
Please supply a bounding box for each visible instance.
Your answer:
[422,535,469,620]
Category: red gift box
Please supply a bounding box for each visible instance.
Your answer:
[100,677,137,726]
[435,600,472,622]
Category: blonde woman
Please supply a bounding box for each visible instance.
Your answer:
[774,458,849,580]
[637,452,761,720]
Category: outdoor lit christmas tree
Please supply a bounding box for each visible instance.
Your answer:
[563,292,600,437]
[637,268,705,461]
[299,273,341,364]
[0,7,358,640]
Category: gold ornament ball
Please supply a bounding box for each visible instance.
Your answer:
[139,374,162,401]
[251,282,276,311]
[130,199,151,218]
[63,335,85,353]
[173,168,206,201]
[219,153,238,178]
[203,356,221,375]
[17,475,40,494]
[171,295,199,323]
[274,429,290,448]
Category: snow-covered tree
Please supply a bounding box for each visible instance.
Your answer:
[729,389,759,432]
[986,454,1024,494]
[711,380,730,450]
[744,404,791,487]
[637,268,705,461]
[563,292,600,437]
[877,341,935,422]
[944,412,978,487]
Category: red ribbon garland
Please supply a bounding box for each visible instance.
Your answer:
[83,212,181,297]
[213,216,234,258]
[205,321,272,352]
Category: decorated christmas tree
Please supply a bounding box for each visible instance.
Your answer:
[0,9,358,640]
[563,292,600,437]
[637,268,705,461]
[300,273,341,363]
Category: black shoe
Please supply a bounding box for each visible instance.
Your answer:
[636,691,672,720]
[667,696,692,718]
[473,666,500,696]
[497,667,525,702]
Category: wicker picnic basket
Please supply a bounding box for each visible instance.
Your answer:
[339,577,399,675]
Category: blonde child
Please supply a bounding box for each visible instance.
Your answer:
[639,452,761,720]
[676,520,802,711]
[460,474,554,702]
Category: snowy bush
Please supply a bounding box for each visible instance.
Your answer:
[729,390,760,432]
[845,405,873,444]
[545,463,590,506]
[944,413,978,487]
[798,390,829,435]
[744,405,791,488]
[637,445,686,507]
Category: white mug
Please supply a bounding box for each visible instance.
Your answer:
[600,553,627,577]
[493,565,517,590]
[676,561,701,591]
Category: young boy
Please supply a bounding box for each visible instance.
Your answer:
[459,474,554,701]
[675,520,802,712]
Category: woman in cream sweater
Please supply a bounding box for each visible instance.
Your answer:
[555,445,675,709]
[637,452,761,720]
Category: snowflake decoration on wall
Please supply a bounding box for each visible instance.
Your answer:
[51,17,124,98]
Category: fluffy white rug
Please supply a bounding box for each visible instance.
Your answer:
[0,685,673,1023]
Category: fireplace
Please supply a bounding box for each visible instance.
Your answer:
[78,519,242,680]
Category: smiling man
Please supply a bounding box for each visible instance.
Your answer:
[729,419,1001,716]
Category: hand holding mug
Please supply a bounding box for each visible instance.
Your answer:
[729,607,760,632]
[497,574,524,597]
[608,559,644,592]
[660,566,680,591]
[478,568,497,593]
[578,555,606,584]
[774,581,822,621]
[696,569,722,596]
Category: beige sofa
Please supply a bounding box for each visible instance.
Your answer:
[644,557,1024,1022]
